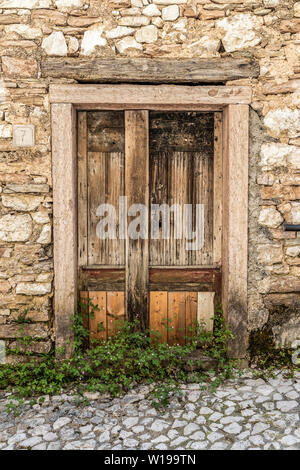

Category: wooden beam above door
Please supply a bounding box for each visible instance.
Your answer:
[49,84,252,109]
[43,57,259,83]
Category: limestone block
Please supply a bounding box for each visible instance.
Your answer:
[0,214,32,242]
[257,244,283,264]
[264,108,300,139]
[162,5,179,21]
[36,224,51,244]
[116,36,143,53]
[68,36,79,53]
[260,143,300,170]
[2,56,38,78]
[290,203,300,224]
[0,0,51,7]
[143,4,161,16]
[216,14,262,52]
[286,246,300,257]
[81,25,107,55]
[135,25,158,43]
[119,16,150,26]
[55,0,83,9]
[187,36,220,57]
[2,195,42,211]
[258,207,283,229]
[42,32,68,56]
[0,323,49,339]
[153,0,187,4]
[5,24,42,39]
[16,282,51,295]
[106,26,135,39]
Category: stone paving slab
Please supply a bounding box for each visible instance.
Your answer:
[0,370,299,450]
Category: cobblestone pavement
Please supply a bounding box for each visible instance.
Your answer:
[0,370,299,450]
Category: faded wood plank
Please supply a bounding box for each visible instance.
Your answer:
[222,105,249,358]
[149,112,214,267]
[197,292,215,332]
[213,112,223,266]
[79,291,89,349]
[125,110,149,329]
[89,291,107,342]
[168,292,186,346]
[44,58,259,83]
[150,291,168,344]
[186,292,198,341]
[107,292,125,338]
[52,103,77,359]
[49,84,252,107]
[78,112,88,281]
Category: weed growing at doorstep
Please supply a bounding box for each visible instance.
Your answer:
[0,303,298,415]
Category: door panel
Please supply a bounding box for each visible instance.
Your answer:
[87,111,125,266]
[78,110,220,345]
[149,112,214,266]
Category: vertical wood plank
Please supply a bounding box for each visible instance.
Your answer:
[125,110,149,330]
[107,292,125,337]
[150,291,168,343]
[197,292,215,332]
[89,291,107,342]
[186,292,198,341]
[80,291,89,348]
[52,103,77,359]
[78,112,88,291]
[222,105,248,358]
[168,292,186,346]
[213,112,223,266]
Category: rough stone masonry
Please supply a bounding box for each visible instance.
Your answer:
[0,0,300,361]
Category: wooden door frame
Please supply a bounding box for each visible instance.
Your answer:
[50,84,250,359]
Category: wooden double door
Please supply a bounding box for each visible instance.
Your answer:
[78,110,222,345]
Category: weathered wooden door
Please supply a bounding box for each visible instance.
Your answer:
[78,110,222,344]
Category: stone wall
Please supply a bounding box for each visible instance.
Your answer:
[0,0,300,361]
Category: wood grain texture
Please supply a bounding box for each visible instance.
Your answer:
[52,103,77,359]
[197,292,215,332]
[168,292,186,346]
[107,291,125,337]
[222,105,249,358]
[125,110,149,329]
[44,58,259,83]
[213,112,223,266]
[89,291,107,342]
[49,84,252,107]
[78,112,88,294]
[149,112,214,267]
[186,292,198,341]
[150,291,168,343]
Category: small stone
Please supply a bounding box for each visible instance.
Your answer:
[258,207,283,229]
[119,16,150,27]
[123,438,139,447]
[224,423,242,434]
[42,31,67,56]
[276,401,298,412]
[143,4,161,16]
[16,282,51,296]
[135,25,158,43]
[53,417,71,431]
[151,419,169,432]
[183,423,199,435]
[116,36,143,53]
[19,436,43,449]
[162,5,179,21]
[2,56,37,79]
[123,417,139,429]
[81,25,107,55]
[249,435,264,446]
[106,26,135,39]
[0,214,32,242]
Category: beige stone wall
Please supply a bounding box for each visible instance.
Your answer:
[0,0,300,359]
